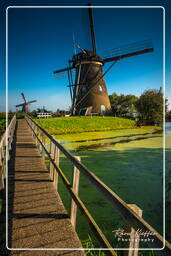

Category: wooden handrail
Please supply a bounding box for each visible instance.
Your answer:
[0,114,16,190]
[25,115,116,256]
[25,114,171,254]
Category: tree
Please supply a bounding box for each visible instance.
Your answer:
[109,93,138,118]
[30,110,38,117]
[166,110,171,122]
[136,89,164,125]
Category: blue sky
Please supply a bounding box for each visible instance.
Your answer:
[0,0,171,112]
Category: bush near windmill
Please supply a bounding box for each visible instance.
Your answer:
[135,89,164,125]
[109,93,138,119]
[109,89,165,125]
[166,110,171,122]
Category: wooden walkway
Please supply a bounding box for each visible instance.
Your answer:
[1,120,84,255]
[1,116,171,256]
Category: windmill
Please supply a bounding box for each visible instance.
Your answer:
[15,93,37,113]
[53,4,154,116]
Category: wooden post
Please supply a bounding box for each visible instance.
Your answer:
[70,156,81,228]
[0,115,16,191]
[31,121,34,137]
[39,132,44,154]
[38,130,42,153]
[32,123,36,139]
[35,126,38,145]
[42,133,46,161]
[42,133,46,149]
[8,130,12,151]
[124,204,143,256]
[37,126,40,146]
[53,141,60,190]
[50,139,55,180]
[31,122,33,137]
[0,150,4,190]
[36,129,40,151]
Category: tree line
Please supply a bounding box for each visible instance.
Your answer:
[14,88,168,125]
[109,88,167,125]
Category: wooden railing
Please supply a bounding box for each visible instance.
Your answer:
[25,114,171,256]
[0,114,16,190]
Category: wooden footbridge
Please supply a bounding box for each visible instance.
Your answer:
[0,115,171,256]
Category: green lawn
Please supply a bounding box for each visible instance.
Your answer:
[35,116,137,134]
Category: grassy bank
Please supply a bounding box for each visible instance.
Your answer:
[35,116,136,134]
[0,120,6,137]
[0,112,15,138]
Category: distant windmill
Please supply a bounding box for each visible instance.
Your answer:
[53,3,154,116]
[15,93,37,113]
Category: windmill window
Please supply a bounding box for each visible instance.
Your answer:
[99,85,103,91]
[101,105,106,114]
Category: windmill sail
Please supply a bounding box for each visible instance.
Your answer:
[53,6,154,116]
[16,93,37,113]
[27,100,37,104]
[16,103,25,107]
[21,93,27,103]
[88,3,97,54]
[53,65,75,74]
[103,40,153,63]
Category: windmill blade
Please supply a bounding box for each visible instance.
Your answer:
[55,72,68,80]
[72,32,77,55]
[53,65,75,74]
[102,40,153,57]
[88,3,97,54]
[27,100,37,104]
[16,103,24,107]
[103,40,154,63]
[21,92,27,103]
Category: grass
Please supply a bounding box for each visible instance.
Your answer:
[55,128,162,152]
[0,119,6,138]
[81,235,157,256]
[0,112,15,138]
[82,235,107,256]
[34,116,136,134]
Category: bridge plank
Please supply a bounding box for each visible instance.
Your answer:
[6,120,84,255]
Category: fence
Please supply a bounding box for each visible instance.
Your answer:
[25,114,171,256]
[0,114,16,190]
[37,112,52,118]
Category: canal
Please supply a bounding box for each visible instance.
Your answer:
[54,125,170,248]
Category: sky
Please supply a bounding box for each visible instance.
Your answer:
[0,0,171,112]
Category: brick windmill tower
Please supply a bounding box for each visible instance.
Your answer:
[53,4,153,116]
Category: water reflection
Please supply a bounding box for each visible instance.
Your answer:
[166,122,171,134]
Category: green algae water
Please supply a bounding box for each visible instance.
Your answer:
[165,122,171,243]
[40,121,169,249]
[48,125,169,249]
